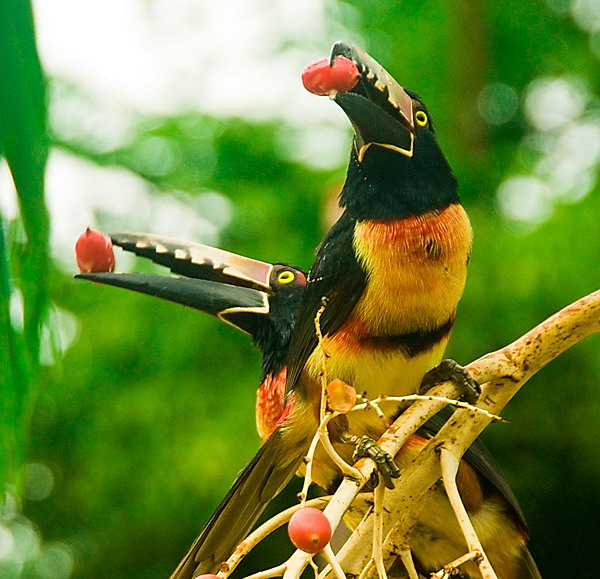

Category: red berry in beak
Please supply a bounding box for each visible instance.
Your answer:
[302,56,359,96]
[75,228,115,273]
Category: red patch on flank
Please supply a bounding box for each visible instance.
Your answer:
[256,368,287,439]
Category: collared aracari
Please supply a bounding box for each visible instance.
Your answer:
[79,234,538,578]
[275,42,539,578]
[78,41,540,578]
[77,233,307,439]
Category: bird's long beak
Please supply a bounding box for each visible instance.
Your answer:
[75,233,275,334]
[330,41,415,161]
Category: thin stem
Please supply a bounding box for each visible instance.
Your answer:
[439,447,496,578]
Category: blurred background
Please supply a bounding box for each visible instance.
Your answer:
[1,0,600,577]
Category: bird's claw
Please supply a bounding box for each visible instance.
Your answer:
[344,434,401,489]
[420,359,480,404]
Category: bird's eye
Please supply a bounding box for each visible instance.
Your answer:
[277,270,295,284]
[415,111,428,126]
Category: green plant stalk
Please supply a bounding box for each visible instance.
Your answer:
[0,0,49,500]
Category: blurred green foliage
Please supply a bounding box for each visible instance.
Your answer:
[0,0,49,501]
[2,0,600,578]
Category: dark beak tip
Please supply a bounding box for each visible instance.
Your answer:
[329,40,359,63]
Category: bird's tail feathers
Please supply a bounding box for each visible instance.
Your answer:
[517,546,542,579]
[170,428,304,579]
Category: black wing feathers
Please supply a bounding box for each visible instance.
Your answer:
[286,212,367,393]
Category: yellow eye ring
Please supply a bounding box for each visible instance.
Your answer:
[415,111,428,126]
[277,270,295,284]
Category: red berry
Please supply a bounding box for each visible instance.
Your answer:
[301,56,359,96]
[75,228,115,273]
[288,507,332,554]
[196,575,220,579]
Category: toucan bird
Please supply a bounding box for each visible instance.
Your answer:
[241,41,538,578]
[77,233,307,439]
[78,41,540,578]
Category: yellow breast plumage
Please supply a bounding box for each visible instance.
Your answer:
[352,202,472,336]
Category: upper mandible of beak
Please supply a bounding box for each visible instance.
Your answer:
[108,232,275,293]
[75,234,283,334]
[328,41,416,159]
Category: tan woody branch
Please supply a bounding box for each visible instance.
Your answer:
[326,288,600,578]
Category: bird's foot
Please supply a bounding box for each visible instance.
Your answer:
[420,359,480,404]
[342,434,400,489]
